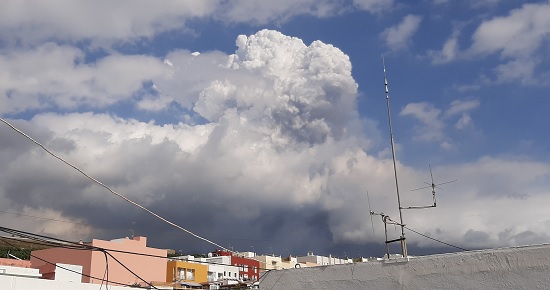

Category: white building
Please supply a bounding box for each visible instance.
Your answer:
[0,270,131,290]
[296,252,352,266]
[0,264,41,278]
[207,257,239,281]
[181,255,241,282]
[253,255,283,270]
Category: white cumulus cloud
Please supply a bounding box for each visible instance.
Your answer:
[381,15,423,51]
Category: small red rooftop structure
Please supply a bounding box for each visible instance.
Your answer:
[215,250,260,281]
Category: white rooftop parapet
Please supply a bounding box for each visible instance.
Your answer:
[0,265,41,278]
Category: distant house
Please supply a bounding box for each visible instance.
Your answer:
[215,250,260,281]
[30,236,167,286]
[253,254,283,270]
[201,254,240,282]
[166,256,208,284]
[296,252,352,266]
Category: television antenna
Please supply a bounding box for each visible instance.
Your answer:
[381,56,407,257]
[366,191,375,237]
[407,164,457,209]
[370,59,458,258]
[369,211,405,259]
[368,59,460,259]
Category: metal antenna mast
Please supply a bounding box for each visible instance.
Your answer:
[383,56,407,257]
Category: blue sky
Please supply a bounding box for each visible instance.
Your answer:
[1,0,550,258]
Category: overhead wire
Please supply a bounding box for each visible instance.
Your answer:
[0,116,230,252]
[0,210,89,226]
[1,225,271,288]
[404,225,468,252]
[367,214,469,253]
[99,251,109,290]
[0,237,151,289]
[0,226,273,271]
[0,209,297,248]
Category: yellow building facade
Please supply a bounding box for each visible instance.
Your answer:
[166,260,208,284]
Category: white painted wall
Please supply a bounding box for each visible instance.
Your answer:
[261,244,550,290]
[0,274,130,290]
[0,265,41,278]
[54,263,82,282]
[203,256,240,281]
[296,254,349,266]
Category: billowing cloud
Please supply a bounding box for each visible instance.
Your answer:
[400,99,479,146]
[428,30,460,64]
[468,0,503,9]
[445,99,480,117]
[467,1,550,84]
[425,2,550,85]
[218,0,345,24]
[0,43,167,114]
[407,157,550,249]
[469,2,550,58]
[1,24,549,258]
[353,0,394,12]
[0,0,218,45]
[381,15,423,51]
[0,0,390,46]
[400,102,444,141]
[0,30,376,254]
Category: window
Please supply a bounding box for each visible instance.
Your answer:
[176,267,195,281]
[177,268,185,280]
[186,269,195,281]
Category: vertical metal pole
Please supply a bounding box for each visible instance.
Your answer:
[383,57,407,257]
[383,216,390,259]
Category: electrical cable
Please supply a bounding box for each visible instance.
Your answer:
[99,251,109,290]
[0,116,230,253]
[404,225,468,252]
[0,208,295,246]
[0,226,273,271]
[0,227,158,289]
[0,237,148,288]
[0,210,89,226]
[104,250,158,289]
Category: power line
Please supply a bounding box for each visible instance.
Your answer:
[0,236,153,289]
[0,116,230,252]
[404,226,468,252]
[0,226,273,271]
[0,209,293,246]
[0,210,89,226]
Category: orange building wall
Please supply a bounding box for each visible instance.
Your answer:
[166,260,208,284]
[31,236,167,286]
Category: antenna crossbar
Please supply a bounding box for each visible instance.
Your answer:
[401,205,436,210]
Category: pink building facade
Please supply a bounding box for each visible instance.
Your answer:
[0,258,32,268]
[30,236,167,286]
